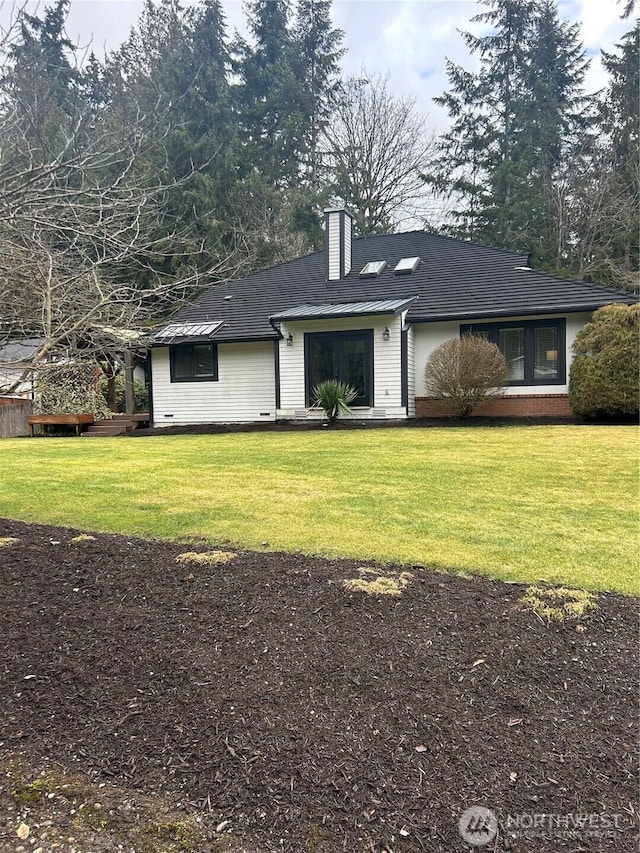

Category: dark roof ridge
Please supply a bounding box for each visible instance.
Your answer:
[216,245,326,287]
[352,228,530,260]
[217,230,530,291]
[515,265,639,297]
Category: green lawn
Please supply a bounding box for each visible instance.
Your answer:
[1,426,638,594]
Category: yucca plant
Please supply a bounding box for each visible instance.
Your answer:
[311,379,358,424]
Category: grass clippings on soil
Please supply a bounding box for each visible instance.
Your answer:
[520,585,597,621]
[0,518,637,853]
[176,550,237,566]
[342,567,414,596]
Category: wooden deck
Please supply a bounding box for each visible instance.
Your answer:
[27,414,94,436]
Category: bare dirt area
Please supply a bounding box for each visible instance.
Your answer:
[0,519,637,852]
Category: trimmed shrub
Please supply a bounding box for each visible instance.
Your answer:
[569,304,640,418]
[311,379,357,423]
[425,334,508,417]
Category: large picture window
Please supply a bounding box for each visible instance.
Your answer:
[305,330,373,406]
[170,344,218,382]
[460,319,565,385]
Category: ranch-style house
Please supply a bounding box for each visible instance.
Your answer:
[147,208,637,426]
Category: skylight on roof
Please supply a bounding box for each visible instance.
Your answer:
[155,321,222,339]
[359,261,386,278]
[394,257,420,275]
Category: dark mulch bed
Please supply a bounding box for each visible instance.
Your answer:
[130,416,587,437]
[0,519,637,851]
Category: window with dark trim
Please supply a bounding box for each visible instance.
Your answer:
[305,330,373,406]
[460,319,566,385]
[169,343,218,382]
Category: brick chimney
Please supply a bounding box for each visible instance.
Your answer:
[324,208,354,281]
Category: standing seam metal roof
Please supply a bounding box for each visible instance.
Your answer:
[270,298,416,321]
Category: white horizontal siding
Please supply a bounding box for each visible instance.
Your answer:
[406,325,416,417]
[151,342,275,425]
[328,214,340,280]
[277,314,407,420]
[343,216,352,275]
[413,312,593,396]
[374,315,402,410]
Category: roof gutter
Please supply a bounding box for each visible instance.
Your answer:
[409,304,627,323]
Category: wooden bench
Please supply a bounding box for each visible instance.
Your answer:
[27,414,94,436]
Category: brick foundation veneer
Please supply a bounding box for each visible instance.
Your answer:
[415,394,573,418]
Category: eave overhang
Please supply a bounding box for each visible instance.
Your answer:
[408,302,633,324]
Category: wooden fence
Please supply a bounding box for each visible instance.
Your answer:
[0,399,33,437]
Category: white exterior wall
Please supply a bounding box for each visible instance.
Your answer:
[343,217,352,276]
[151,341,276,426]
[277,314,407,420]
[413,312,593,397]
[406,323,416,417]
[327,216,340,280]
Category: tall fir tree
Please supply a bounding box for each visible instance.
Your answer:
[600,21,639,226]
[293,0,344,189]
[520,0,590,264]
[233,0,305,188]
[432,0,589,265]
[231,0,340,261]
[105,0,239,287]
[6,0,82,153]
[431,62,495,240]
[570,20,639,289]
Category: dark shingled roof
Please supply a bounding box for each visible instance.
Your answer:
[153,230,638,343]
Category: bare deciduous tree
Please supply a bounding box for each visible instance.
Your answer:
[321,73,437,234]
[0,6,242,394]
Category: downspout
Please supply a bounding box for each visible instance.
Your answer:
[273,339,281,413]
[269,320,283,419]
[401,326,408,414]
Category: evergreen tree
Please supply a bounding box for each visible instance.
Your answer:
[288,0,345,248]
[430,62,494,240]
[105,0,238,287]
[0,1,224,375]
[293,0,344,189]
[432,0,589,263]
[461,0,534,247]
[521,1,590,264]
[233,0,305,188]
[557,21,640,290]
[230,0,338,260]
[599,21,639,277]
[5,0,81,152]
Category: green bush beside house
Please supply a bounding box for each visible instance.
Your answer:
[569,304,640,418]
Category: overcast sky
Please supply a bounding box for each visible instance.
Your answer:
[3,0,633,133]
